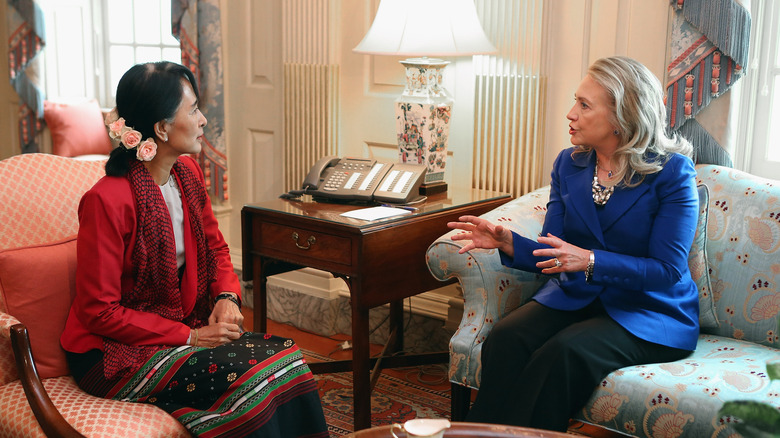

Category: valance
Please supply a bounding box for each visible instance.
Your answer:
[665,0,751,166]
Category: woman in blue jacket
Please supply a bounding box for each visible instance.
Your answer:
[448,56,699,431]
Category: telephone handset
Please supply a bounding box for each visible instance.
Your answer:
[291,156,426,204]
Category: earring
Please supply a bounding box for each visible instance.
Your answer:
[613,130,619,136]
[163,135,168,142]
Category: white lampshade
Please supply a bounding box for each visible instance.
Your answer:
[353,0,496,57]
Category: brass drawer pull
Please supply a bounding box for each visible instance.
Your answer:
[291,232,316,250]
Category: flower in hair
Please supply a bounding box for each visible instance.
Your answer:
[136,138,157,162]
[104,108,119,128]
[105,108,157,161]
[121,129,142,148]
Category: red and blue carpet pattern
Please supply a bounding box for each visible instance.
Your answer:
[316,371,451,436]
[304,349,451,437]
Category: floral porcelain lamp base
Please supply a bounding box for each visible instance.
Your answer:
[395,57,453,195]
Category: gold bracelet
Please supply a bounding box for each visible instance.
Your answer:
[193,329,199,346]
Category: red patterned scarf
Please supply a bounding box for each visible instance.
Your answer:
[102,159,216,380]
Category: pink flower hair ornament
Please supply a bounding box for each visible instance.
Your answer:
[105,108,158,162]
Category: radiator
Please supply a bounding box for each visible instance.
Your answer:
[282,63,339,192]
[473,0,546,197]
[282,0,339,192]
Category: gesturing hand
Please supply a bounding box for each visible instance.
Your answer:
[533,233,591,274]
[447,215,515,257]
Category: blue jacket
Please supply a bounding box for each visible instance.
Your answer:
[502,147,700,350]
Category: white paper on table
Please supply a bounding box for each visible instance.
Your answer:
[339,206,412,221]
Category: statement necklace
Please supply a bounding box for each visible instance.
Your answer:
[592,162,614,206]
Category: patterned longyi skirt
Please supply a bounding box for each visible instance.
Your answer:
[69,333,329,438]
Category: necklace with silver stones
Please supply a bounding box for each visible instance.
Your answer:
[592,162,614,206]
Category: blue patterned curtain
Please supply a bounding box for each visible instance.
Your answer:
[665,0,751,166]
[172,0,228,202]
[6,0,45,153]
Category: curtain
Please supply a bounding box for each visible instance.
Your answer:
[665,0,752,166]
[6,0,45,154]
[172,0,228,202]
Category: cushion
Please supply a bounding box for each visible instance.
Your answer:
[689,184,718,328]
[696,165,780,346]
[576,334,780,438]
[0,236,77,378]
[43,100,113,157]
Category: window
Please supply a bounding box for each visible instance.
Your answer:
[39,0,180,108]
[102,0,181,104]
[735,0,780,179]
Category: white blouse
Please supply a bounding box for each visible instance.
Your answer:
[159,174,186,268]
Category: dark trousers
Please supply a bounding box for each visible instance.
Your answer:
[465,300,691,431]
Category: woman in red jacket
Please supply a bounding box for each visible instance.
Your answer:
[61,61,328,438]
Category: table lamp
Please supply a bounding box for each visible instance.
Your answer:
[353,0,496,195]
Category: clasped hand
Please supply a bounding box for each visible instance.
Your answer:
[190,296,245,348]
[447,215,590,274]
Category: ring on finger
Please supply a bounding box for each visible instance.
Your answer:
[553,257,562,268]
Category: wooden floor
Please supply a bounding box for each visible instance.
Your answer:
[242,306,451,392]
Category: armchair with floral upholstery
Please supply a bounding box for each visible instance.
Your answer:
[0,153,188,437]
[426,164,780,437]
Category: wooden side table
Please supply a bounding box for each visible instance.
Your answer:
[344,422,573,437]
[242,188,510,430]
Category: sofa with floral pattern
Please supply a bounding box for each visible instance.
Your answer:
[426,164,780,437]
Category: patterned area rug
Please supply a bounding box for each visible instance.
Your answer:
[315,372,451,436]
[304,351,451,437]
[304,350,599,437]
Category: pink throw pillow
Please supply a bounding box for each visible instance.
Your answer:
[43,100,113,157]
[0,236,77,378]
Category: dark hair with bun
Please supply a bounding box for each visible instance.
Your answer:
[105,62,199,176]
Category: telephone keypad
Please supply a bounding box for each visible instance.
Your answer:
[324,172,348,191]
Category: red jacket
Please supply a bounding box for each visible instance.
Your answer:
[61,156,240,353]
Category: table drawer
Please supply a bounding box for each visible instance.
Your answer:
[259,222,352,266]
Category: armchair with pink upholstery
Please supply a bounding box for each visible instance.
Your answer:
[0,153,189,437]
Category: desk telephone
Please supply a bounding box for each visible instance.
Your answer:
[284,156,426,204]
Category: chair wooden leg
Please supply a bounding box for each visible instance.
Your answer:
[10,324,86,438]
[450,382,472,421]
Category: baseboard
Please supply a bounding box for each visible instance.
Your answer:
[268,268,348,300]
[267,268,461,321]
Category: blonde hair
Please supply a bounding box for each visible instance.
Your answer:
[575,56,692,187]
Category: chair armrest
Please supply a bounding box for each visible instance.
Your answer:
[426,186,551,389]
[0,313,23,385]
[10,324,85,438]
